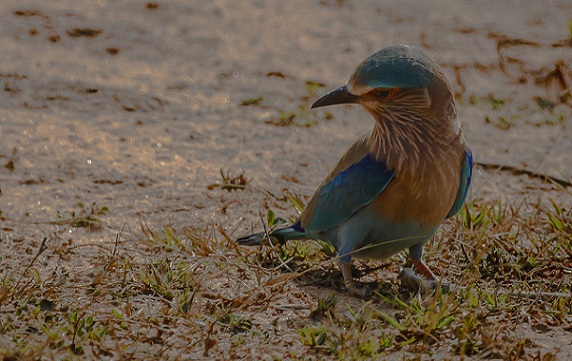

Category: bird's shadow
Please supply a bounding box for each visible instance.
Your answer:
[260,255,411,300]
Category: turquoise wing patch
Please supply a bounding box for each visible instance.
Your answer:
[447,148,473,218]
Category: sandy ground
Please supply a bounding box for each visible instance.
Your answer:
[1,0,571,359]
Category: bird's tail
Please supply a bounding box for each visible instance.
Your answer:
[237,226,306,246]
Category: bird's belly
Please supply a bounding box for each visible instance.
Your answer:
[323,206,437,260]
[356,226,434,259]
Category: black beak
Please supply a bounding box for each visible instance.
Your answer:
[311,85,360,109]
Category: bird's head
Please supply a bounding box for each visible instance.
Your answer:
[312,45,462,171]
[312,45,456,129]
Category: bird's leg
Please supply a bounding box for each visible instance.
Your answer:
[399,268,436,295]
[401,258,440,295]
[410,258,437,280]
[408,244,437,280]
[338,260,367,297]
[339,260,356,290]
[401,244,446,294]
[402,260,452,294]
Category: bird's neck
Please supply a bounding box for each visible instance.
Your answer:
[367,113,463,177]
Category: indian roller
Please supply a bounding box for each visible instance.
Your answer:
[238,45,473,296]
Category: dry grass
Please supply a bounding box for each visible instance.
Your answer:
[1,185,571,360]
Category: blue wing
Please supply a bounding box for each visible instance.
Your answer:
[303,154,395,232]
[447,147,473,218]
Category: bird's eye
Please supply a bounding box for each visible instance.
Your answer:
[373,88,397,98]
[378,89,391,97]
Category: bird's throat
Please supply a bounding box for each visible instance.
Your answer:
[367,114,459,177]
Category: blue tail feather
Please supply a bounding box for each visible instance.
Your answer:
[237,225,306,245]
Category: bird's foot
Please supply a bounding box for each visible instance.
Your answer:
[339,261,369,298]
[398,268,451,295]
[410,258,437,280]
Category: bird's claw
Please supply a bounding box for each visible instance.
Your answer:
[398,268,451,295]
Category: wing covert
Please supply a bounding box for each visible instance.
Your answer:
[447,147,473,218]
[303,154,394,232]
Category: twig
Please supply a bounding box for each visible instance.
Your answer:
[398,269,571,300]
[15,237,48,288]
[476,162,572,188]
[258,211,293,273]
[112,224,126,257]
[508,290,571,301]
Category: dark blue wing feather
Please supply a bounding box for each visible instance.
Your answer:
[447,148,473,218]
[305,154,395,232]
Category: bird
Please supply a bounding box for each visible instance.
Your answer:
[237,45,472,296]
